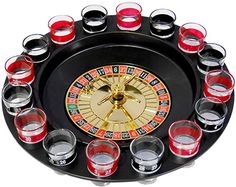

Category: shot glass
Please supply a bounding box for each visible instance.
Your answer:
[169,120,202,158]
[178,23,207,53]
[2,81,33,116]
[130,136,165,174]
[195,97,227,132]
[197,43,226,75]
[86,139,120,177]
[204,70,235,102]
[48,15,75,44]
[22,34,50,63]
[43,129,77,166]
[81,5,108,33]
[14,108,47,144]
[116,2,142,31]
[5,55,35,84]
[150,9,176,39]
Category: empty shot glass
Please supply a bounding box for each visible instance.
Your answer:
[22,34,50,63]
[150,9,176,39]
[86,139,120,177]
[14,108,47,144]
[195,97,227,132]
[5,55,35,84]
[116,2,142,31]
[43,129,77,166]
[204,70,235,102]
[169,120,202,158]
[130,135,165,174]
[178,22,207,53]
[2,81,33,116]
[197,43,226,76]
[81,5,108,33]
[48,15,75,44]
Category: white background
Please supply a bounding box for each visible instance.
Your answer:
[0,0,235,186]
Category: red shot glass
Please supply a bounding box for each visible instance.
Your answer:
[178,23,207,53]
[48,15,75,44]
[116,2,142,31]
[14,108,47,144]
[86,139,120,177]
[169,120,202,158]
[5,55,35,84]
[204,70,235,102]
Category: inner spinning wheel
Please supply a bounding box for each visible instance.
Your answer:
[65,65,171,140]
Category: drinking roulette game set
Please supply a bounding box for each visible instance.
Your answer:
[2,2,235,185]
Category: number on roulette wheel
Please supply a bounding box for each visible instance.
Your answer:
[2,2,234,185]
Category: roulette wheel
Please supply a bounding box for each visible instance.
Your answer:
[2,4,234,184]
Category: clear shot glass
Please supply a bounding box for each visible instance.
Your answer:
[22,34,50,63]
[169,120,202,158]
[14,108,47,144]
[81,5,108,33]
[204,70,235,102]
[116,2,142,31]
[195,97,227,132]
[2,81,33,116]
[178,22,207,53]
[130,135,165,174]
[43,129,77,166]
[197,43,226,76]
[5,55,35,84]
[86,139,120,177]
[149,9,176,39]
[48,15,75,44]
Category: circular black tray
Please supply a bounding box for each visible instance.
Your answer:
[2,16,234,182]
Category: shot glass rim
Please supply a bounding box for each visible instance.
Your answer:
[48,15,75,31]
[116,2,142,17]
[179,22,207,39]
[81,4,108,21]
[86,138,120,166]
[22,33,49,52]
[43,129,77,157]
[195,97,228,122]
[149,8,176,25]
[168,120,202,145]
[205,69,235,92]
[2,81,32,104]
[5,55,34,75]
[197,43,226,62]
[14,107,47,132]
[130,135,165,161]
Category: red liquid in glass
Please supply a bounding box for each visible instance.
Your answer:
[169,126,201,157]
[204,76,233,102]
[117,8,141,29]
[178,28,204,52]
[50,20,75,43]
[87,144,119,177]
[16,114,47,143]
[7,60,34,84]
